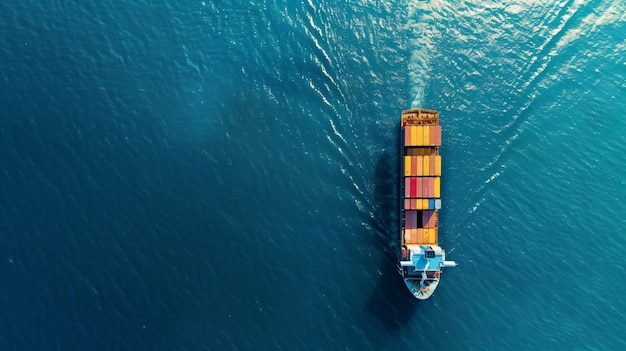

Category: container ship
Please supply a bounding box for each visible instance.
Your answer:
[399,108,456,299]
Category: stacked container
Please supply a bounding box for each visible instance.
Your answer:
[402,120,442,246]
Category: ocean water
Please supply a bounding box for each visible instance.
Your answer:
[1,0,625,350]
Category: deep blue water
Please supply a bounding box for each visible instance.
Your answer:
[1,1,625,350]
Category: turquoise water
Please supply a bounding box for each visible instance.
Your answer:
[1,1,625,350]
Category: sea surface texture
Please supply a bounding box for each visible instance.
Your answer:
[1,0,625,350]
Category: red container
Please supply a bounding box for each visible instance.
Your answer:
[411,199,417,210]
[435,125,442,146]
[411,177,417,198]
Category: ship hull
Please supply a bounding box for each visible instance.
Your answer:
[399,109,455,299]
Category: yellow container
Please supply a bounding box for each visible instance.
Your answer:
[423,125,430,146]
[404,156,411,176]
[423,155,430,176]
[434,177,440,198]
[415,198,422,210]
[416,126,423,146]
[435,155,442,176]
[410,126,418,146]
[422,199,429,209]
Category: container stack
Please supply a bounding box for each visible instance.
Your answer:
[402,123,442,246]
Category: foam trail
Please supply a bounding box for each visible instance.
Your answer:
[407,0,446,107]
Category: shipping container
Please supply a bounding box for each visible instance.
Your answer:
[430,211,437,228]
[404,156,411,176]
[416,125,423,146]
[422,229,430,244]
[404,126,411,147]
[416,228,423,244]
[429,126,436,146]
[406,210,418,228]
[430,177,436,198]
[416,177,423,198]
[409,126,417,146]
[416,155,423,176]
[429,153,436,175]
[404,177,410,198]
[422,210,432,228]
[400,108,454,300]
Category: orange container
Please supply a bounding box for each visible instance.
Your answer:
[416,156,423,176]
[429,154,436,175]
[429,126,436,146]
[430,178,435,198]
[435,125,442,146]
[416,228,423,244]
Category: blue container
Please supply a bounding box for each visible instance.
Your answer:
[429,199,435,209]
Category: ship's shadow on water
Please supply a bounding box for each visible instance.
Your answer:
[365,142,420,330]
